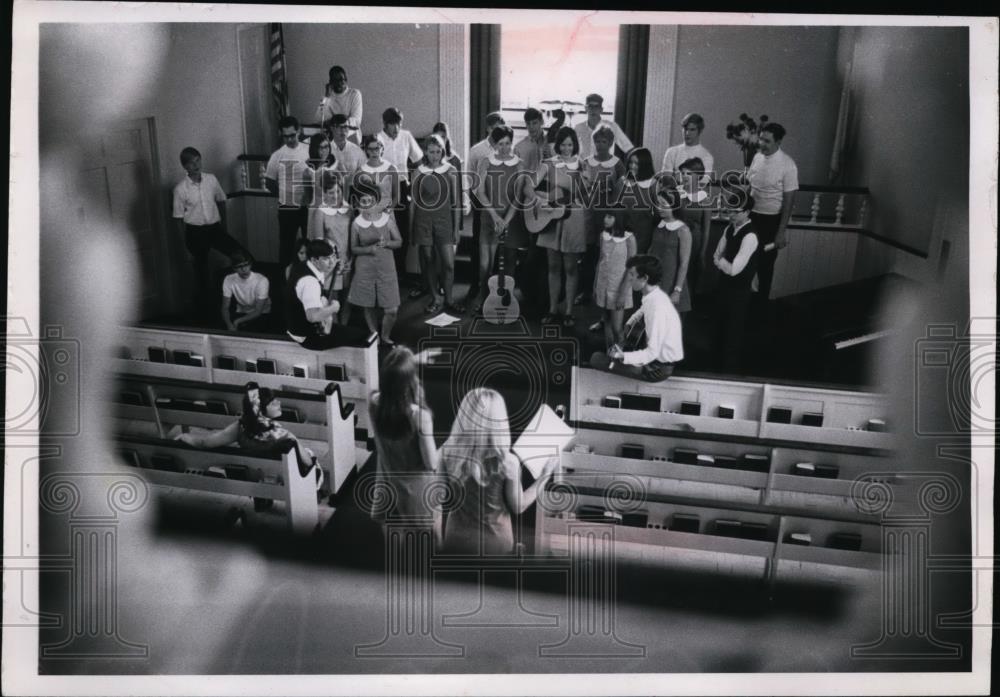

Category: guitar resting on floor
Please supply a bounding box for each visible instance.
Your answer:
[482,229,520,324]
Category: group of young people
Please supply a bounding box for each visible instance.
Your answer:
[172,64,799,375]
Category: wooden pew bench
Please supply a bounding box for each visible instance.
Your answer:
[112,323,379,442]
[112,374,365,494]
[115,435,320,535]
[571,367,895,449]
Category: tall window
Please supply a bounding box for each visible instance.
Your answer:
[500,22,619,139]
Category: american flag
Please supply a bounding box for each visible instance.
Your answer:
[270,23,289,120]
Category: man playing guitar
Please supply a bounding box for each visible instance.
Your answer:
[589,254,683,382]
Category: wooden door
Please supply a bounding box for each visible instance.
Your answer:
[76,118,173,317]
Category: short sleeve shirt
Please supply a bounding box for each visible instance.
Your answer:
[222,271,271,315]
[748,149,799,215]
[172,173,226,225]
[265,143,312,207]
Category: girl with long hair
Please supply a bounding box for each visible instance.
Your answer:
[440,388,557,555]
[368,347,441,536]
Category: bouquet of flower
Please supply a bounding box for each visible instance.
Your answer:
[725,113,769,168]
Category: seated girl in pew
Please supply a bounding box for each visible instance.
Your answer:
[170,382,324,495]
[440,388,557,556]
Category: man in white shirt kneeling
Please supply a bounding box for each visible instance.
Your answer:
[589,255,684,382]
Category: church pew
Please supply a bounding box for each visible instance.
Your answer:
[112,323,379,437]
[115,435,319,535]
[113,374,362,494]
[571,367,894,449]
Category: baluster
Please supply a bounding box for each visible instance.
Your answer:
[858,198,868,228]
[258,163,267,190]
[810,193,821,224]
[240,162,249,192]
[835,194,846,225]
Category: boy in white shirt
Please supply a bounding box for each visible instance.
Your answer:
[265,116,312,267]
[221,252,272,333]
[377,107,423,286]
[172,147,245,315]
[590,255,683,382]
[661,113,715,182]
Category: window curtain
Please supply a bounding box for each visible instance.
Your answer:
[469,25,501,145]
[615,25,649,148]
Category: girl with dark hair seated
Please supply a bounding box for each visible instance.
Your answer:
[171,382,324,507]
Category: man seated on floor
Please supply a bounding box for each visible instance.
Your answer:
[285,239,371,349]
[589,254,683,382]
[221,251,273,333]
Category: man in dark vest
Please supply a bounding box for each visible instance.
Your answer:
[712,188,760,373]
[286,239,370,349]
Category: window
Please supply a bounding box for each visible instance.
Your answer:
[500,22,619,140]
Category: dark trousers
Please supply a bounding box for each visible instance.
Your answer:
[278,207,309,268]
[749,211,781,306]
[716,284,752,374]
[297,324,373,350]
[184,222,245,308]
[393,180,412,279]
[227,307,273,333]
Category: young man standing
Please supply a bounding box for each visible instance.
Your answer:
[264,116,311,267]
[315,65,363,144]
[172,146,245,315]
[747,122,798,311]
[221,251,272,333]
[377,108,423,288]
[713,191,759,373]
[574,93,634,160]
[514,107,553,172]
[326,114,365,186]
[589,255,683,382]
[661,113,715,182]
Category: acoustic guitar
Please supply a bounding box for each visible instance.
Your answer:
[482,230,521,325]
[524,189,572,234]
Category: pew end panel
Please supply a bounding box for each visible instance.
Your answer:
[115,435,320,535]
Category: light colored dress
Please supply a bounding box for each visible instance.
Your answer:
[314,205,352,290]
[535,156,587,254]
[648,219,692,313]
[347,213,400,308]
[593,231,635,310]
[442,452,517,555]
